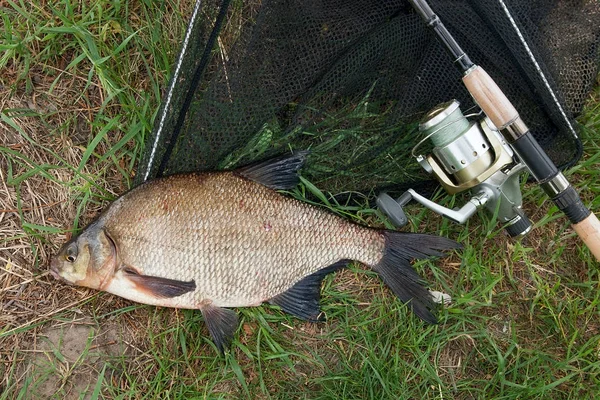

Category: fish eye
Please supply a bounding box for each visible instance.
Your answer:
[65,244,78,263]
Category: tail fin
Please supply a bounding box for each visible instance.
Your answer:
[372,231,461,324]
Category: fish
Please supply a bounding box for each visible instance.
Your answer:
[50,151,460,352]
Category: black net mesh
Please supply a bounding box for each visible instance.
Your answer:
[136,0,600,196]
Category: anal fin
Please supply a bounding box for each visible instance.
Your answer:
[200,304,238,353]
[269,260,348,321]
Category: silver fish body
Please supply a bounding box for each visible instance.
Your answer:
[51,152,459,351]
[100,171,382,308]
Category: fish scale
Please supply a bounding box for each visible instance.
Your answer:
[51,151,460,352]
[102,172,383,308]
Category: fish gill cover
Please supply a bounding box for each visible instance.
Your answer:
[136,0,600,196]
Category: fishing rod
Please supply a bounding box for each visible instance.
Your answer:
[377,0,600,261]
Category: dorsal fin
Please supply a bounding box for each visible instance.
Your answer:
[236,151,309,190]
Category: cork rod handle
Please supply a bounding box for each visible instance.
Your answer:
[573,213,600,261]
[462,66,518,129]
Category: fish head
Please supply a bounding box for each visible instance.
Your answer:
[50,225,117,290]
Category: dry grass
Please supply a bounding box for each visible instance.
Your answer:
[1,62,124,398]
[0,2,189,396]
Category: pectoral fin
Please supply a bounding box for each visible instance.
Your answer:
[200,304,238,353]
[123,268,196,298]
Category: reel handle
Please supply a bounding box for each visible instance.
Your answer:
[377,190,486,227]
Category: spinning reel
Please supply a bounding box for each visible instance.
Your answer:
[378,99,532,237]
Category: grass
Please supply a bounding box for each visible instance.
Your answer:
[1,1,600,399]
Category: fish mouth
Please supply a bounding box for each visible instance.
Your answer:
[49,258,63,281]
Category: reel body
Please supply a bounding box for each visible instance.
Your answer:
[378,100,532,237]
